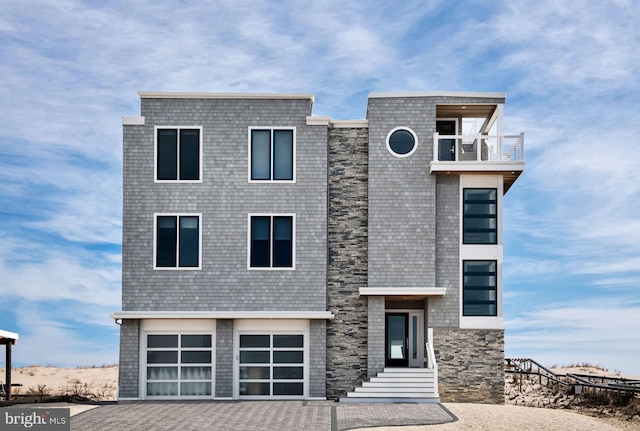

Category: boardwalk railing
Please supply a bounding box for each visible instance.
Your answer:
[505,358,640,394]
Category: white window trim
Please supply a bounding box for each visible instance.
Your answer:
[154,126,204,183]
[233,319,309,400]
[139,319,216,400]
[247,213,296,271]
[459,175,504,329]
[247,127,297,183]
[385,126,418,158]
[153,213,203,270]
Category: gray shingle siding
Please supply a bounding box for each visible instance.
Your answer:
[430,174,460,327]
[117,319,139,398]
[215,319,233,398]
[366,97,437,287]
[122,98,327,312]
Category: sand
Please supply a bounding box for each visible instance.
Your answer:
[1,365,118,401]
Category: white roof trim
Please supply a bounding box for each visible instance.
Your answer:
[306,116,331,126]
[0,329,19,340]
[332,119,368,128]
[139,92,314,102]
[359,287,447,296]
[122,116,145,126]
[369,91,506,99]
[111,311,335,320]
[305,117,369,128]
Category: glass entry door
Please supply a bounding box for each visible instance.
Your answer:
[436,120,457,161]
[385,313,408,367]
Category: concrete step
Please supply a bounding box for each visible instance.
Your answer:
[370,377,434,383]
[362,381,435,388]
[354,386,435,393]
[383,368,434,373]
[346,392,439,398]
[340,396,440,403]
[343,367,439,403]
[377,371,435,378]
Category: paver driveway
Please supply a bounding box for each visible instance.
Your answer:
[70,401,456,431]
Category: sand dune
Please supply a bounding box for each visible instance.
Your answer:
[1,365,117,401]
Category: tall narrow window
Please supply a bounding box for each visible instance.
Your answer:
[249,128,295,182]
[155,215,201,269]
[249,215,294,269]
[463,260,497,316]
[156,127,202,181]
[463,188,497,244]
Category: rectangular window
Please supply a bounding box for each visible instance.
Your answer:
[249,215,294,269]
[463,188,497,244]
[249,128,295,182]
[155,214,201,269]
[156,127,202,181]
[238,333,304,397]
[463,260,497,316]
[146,333,213,398]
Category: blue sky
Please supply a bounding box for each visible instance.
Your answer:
[1,0,639,373]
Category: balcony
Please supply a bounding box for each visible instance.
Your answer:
[430,133,525,192]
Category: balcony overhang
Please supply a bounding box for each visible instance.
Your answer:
[430,161,525,192]
[359,287,447,299]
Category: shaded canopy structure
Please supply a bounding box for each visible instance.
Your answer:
[1,329,19,401]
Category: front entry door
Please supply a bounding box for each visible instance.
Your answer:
[385,313,408,367]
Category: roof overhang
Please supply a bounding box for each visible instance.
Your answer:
[0,329,19,345]
[369,91,505,99]
[111,311,335,321]
[138,92,314,102]
[359,287,447,299]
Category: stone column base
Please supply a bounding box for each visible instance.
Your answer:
[433,328,505,403]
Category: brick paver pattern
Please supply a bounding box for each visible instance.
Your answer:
[70,401,456,431]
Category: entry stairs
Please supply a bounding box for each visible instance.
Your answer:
[341,368,440,403]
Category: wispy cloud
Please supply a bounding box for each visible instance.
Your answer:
[505,296,640,373]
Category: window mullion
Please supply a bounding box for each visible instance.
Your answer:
[270,216,274,268]
[175,216,181,268]
[270,130,275,181]
[176,129,181,180]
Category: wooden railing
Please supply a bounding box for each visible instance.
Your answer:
[425,341,438,396]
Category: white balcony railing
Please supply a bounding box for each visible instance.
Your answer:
[433,133,524,163]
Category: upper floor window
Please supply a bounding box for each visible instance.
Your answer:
[248,214,295,269]
[155,214,201,269]
[463,260,497,316]
[249,128,295,182]
[386,127,418,157]
[463,188,497,244]
[156,127,202,182]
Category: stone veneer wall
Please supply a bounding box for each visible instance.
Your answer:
[433,328,505,403]
[326,127,369,399]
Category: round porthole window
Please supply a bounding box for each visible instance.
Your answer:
[386,127,418,157]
